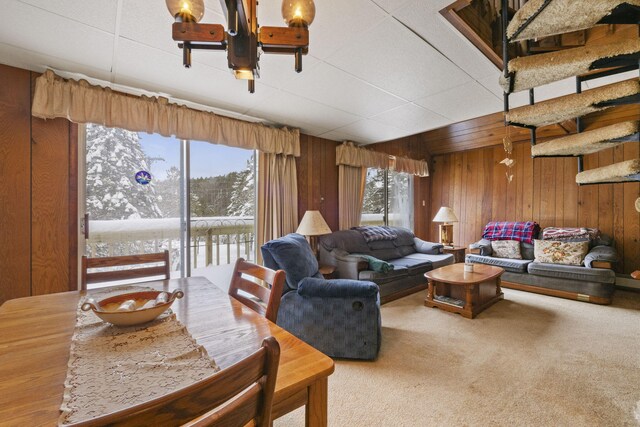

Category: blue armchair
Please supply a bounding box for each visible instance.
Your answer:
[261,233,381,360]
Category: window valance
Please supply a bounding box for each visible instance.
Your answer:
[31,70,300,156]
[336,142,429,177]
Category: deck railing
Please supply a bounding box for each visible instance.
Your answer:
[87,217,254,270]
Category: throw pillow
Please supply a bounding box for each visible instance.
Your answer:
[534,240,589,266]
[490,240,522,259]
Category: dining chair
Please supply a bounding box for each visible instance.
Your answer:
[81,250,170,290]
[65,336,280,427]
[228,258,286,323]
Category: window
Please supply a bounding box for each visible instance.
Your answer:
[361,168,413,228]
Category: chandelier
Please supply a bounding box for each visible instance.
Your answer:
[166,0,315,93]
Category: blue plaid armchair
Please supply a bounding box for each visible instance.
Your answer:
[261,233,381,360]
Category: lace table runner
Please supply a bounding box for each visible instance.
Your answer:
[59,286,220,426]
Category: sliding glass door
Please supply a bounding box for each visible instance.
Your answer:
[82,124,256,287]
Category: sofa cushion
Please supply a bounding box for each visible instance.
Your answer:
[465,254,531,273]
[393,227,416,247]
[534,240,589,266]
[491,240,522,259]
[352,225,397,242]
[359,266,409,283]
[319,230,370,254]
[527,262,616,284]
[403,253,453,270]
[521,242,534,260]
[261,233,322,290]
[387,256,432,276]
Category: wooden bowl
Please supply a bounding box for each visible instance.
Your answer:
[81,289,184,326]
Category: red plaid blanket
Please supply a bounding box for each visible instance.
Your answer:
[482,221,540,244]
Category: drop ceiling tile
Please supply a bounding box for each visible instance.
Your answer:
[317,129,355,143]
[331,119,408,144]
[0,42,113,81]
[370,0,411,14]
[300,0,388,60]
[284,63,405,118]
[393,0,499,81]
[0,0,114,72]
[119,0,228,71]
[414,81,502,122]
[256,53,321,90]
[246,90,361,133]
[326,17,472,101]
[371,103,450,134]
[18,0,118,33]
[115,38,278,114]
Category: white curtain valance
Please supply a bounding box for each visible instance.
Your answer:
[336,142,390,169]
[392,156,429,177]
[32,70,300,156]
[336,141,429,177]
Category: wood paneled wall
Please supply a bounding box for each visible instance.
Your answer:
[0,64,77,304]
[423,105,640,275]
[296,134,339,231]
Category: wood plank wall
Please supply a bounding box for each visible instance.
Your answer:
[0,64,78,304]
[423,105,640,275]
[296,134,339,232]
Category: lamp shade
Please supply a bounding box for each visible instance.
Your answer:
[432,207,459,223]
[166,0,205,22]
[296,210,331,236]
[282,0,316,27]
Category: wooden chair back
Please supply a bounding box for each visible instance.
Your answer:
[81,250,170,290]
[228,258,286,323]
[66,336,280,427]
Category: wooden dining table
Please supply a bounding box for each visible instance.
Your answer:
[0,276,335,426]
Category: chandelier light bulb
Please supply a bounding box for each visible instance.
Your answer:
[281,0,315,27]
[166,0,205,22]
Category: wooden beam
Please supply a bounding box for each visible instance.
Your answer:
[259,27,309,49]
[172,22,226,43]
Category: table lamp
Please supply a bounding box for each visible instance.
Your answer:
[432,206,458,247]
[296,210,332,257]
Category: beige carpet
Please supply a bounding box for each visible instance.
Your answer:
[276,288,640,426]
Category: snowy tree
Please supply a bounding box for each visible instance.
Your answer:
[362,168,385,214]
[155,166,204,218]
[227,154,255,217]
[86,124,162,220]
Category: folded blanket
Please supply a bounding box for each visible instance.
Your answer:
[352,254,395,273]
[352,226,397,243]
[482,221,540,244]
[542,227,600,241]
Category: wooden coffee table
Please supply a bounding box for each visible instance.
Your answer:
[424,263,504,319]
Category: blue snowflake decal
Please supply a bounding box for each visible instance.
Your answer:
[135,170,152,185]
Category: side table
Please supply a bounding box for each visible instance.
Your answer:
[319,265,337,279]
[443,245,466,263]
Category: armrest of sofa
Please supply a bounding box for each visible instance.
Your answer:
[469,239,493,256]
[297,277,379,299]
[584,245,618,268]
[413,237,444,255]
[329,249,369,279]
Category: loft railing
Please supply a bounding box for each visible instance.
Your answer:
[86,217,255,270]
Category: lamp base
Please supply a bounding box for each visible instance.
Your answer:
[439,224,454,247]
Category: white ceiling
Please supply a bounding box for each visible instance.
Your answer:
[0,0,632,144]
